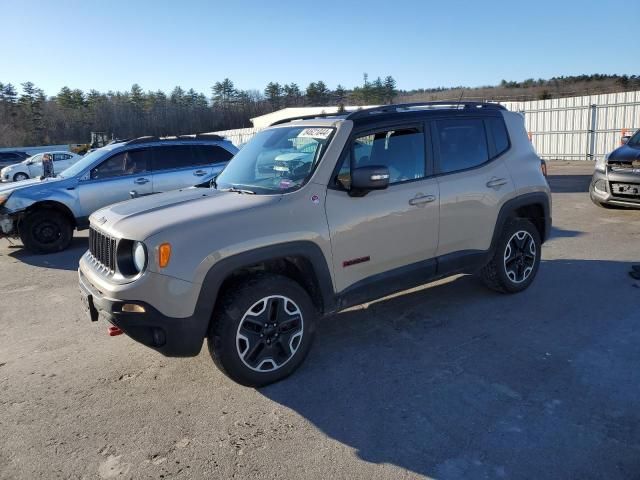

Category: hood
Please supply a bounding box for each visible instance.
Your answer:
[607,144,640,164]
[91,187,282,240]
[0,176,72,196]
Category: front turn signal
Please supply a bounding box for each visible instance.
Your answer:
[158,243,172,268]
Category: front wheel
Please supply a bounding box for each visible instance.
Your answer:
[13,172,29,182]
[19,210,73,254]
[480,218,541,293]
[207,274,317,387]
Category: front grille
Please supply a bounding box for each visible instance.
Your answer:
[609,182,640,200]
[89,227,117,273]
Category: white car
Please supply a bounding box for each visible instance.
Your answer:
[1,151,81,182]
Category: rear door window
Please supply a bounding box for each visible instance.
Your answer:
[191,145,233,166]
[152,146,197,171]
[435,118,489,174]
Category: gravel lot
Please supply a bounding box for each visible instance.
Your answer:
[1,162,639,480]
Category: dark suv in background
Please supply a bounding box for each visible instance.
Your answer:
[0,151,29,168]
[590,129,640,208]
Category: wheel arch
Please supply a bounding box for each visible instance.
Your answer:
[491,192,551,252]
[22,200,77,228]
[192,241,336,342]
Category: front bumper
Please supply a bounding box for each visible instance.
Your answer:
[78,263,208,357]
[590,169,640,208]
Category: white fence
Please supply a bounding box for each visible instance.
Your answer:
[502,90,640,161]
[216,91,640,160]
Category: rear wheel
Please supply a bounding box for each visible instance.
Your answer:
[207,274,317,387]
[19,210,73,254]
[480,218,541,293]
[13,172,29,182]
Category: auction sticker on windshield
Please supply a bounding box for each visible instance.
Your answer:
[298,128,332,139]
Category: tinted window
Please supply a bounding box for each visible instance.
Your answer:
[487,117,510,155]
[337,127,426,188]
[436,119,489,173]
[192,145,233,165]
[152,146,197,171]
[90,150,150,179]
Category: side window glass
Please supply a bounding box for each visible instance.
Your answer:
[192,145,233,166]
[153,146,195,171]
[90,150,150,180]
[337,127,425,187]
[436,119,489,174]
[486,117,510,156]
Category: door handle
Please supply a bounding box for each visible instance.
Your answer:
[193,170,207,177]
[408,194,436,206]
[134,177,149,185]
[486,177,508,189]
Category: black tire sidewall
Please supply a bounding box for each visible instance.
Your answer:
[20,210,73,254]
[208,274,317,387]
[13,173,29,182]
[494,218,541,293]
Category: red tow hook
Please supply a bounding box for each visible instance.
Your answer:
[108,326,123,336]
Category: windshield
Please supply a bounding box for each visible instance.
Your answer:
[627,130,640,147]
[215,126,334,194]
[57,147,111,178]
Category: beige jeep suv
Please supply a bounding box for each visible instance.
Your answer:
[78,102,551,386]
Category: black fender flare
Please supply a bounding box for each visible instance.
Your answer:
[190,241,336,340]
[490,192,552,253]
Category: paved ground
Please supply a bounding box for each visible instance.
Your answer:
[1,162,639,480]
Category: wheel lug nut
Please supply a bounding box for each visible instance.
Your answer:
[260,334,263,338]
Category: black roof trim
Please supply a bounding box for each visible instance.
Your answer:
[346,102,505,120]
[124,133,225,146]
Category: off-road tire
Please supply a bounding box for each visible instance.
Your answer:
[480,217,541,293]
[207,274,317,387]
[19,210,73,254]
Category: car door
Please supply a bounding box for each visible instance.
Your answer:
[26,153,44,177]
[193,144,234,180]
[433,116,515,258]
[151,145,212,193]
[77,149,153,218]
[325,124,440,294]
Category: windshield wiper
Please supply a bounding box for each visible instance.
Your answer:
[220,186,256,195]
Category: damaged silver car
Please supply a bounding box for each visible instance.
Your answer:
[0,135,236,253]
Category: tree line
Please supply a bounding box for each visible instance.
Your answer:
[0,74,397,147]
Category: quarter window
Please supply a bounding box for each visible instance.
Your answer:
[486,117,510,156]
[90,150,150,179]
[337,127,426,188]
[436,118,489,173]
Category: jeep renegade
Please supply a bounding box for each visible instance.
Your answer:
[78,102,551,387]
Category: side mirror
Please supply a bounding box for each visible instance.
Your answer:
[26,160,33,165]
[350,166,390,195]
[621,135,631,145]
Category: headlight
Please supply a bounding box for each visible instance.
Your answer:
[132,241,147,273]
[595,153,609,172]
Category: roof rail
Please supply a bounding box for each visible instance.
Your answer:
[346,101,505,120]
[124,133,224,146]
[270,112,349,127]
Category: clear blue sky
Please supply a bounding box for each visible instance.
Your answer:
[1,0,634,96]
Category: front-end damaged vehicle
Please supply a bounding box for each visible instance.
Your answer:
[0,135,237,253]
[79,102,552,387]
[590,129,640,209]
